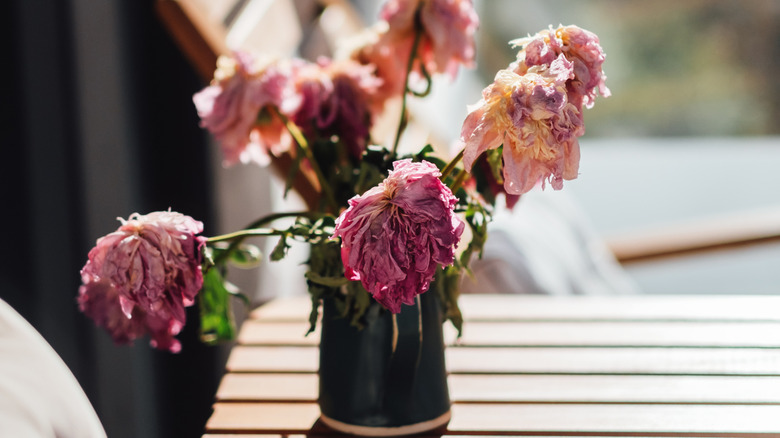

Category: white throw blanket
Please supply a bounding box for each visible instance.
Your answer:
[0,298,106,437]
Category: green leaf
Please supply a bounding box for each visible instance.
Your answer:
[305,271,349,287]
[436,266,464,337]
[414,144,434,158]
[306,288,324,335]
[461,201,490,265]
[284,145,304,198]
[270,234,290,261]
[198,268,237,345]
[346,281,372,329]
[228,289,251,308]
[228,244,262,268]
[486,147,504,183]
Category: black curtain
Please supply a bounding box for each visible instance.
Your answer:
[1,1,224,437]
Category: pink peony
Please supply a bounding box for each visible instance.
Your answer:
[78,211,207,352]
[460,55,584,195]
[380,0,479,79]
[511,25,610,109]
[333,159,464,313]
[291,58,381,158]
[343,22,410,109]
[193,52,298,166]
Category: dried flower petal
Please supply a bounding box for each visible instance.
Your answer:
[193,52,297,166]
[291,58,381,158]
[78,211,206,352]
[460,55,584,195]
[512,25,610,109]
[380,0,479,79]
[333,159,464,313]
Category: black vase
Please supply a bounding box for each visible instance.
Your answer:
[318,289,451,436]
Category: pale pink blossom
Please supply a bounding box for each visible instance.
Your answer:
[193,52,297,166]
[511,25,610,109]
[460,55,584,195]
[291,58,381,158]
[333,160,464,313]
[78,211,207,352]
[380,0,479,79]
[342,22,409,109]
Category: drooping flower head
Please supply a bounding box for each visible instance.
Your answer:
[193,52,298,166]
[333,159,464,313]
[78,211,207,352]
[290,57,382,158]
[460,55,584,195]
[341,22,409,109]
[511,25,610,109]
[380,0,479,80]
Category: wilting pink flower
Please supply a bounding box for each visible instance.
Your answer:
[291,58,381,158]
[78,211,207,352]
[460,55,584,195]
[511,25,610,109]
[333,159,464,313]
[380,0,479,79]
[193,52,298,166]
[343,22,409,109]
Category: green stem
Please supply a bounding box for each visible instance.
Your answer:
[274,109,340,213]
[449,168,468,194]
[391,7,425,158]
[207,228,282,244]
[439,148,464,181]
[209,211,321,265]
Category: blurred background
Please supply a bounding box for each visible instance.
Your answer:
[1,0,778,437]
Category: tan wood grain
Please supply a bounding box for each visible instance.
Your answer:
[216,372,780,404]
[445,347,780,375]
[248,295,780,322]
[217,373,318,401]
[605,206,780,264]
[205,402,780,435]
[226,345,780,375]
[237,320,780,348]
[448,403,780,435]
[155,0,230,81]
[205,403,320,433]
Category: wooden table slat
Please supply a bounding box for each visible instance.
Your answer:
[209,295,780,437]
[206,402,780,435]
[238,320,780,348]
[216,373,780,404]
[226,345,780,376]
[250,295,780,322]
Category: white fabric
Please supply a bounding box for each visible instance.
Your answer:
[0,298,106,438]
[462,188,640,295]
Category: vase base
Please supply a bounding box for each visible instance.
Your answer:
[319,410,451,436]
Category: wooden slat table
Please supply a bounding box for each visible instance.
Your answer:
[203,295,780,437]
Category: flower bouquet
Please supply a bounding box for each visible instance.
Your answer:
[77,0,608,434]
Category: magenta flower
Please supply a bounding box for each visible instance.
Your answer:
[193,52,298,166]
[291,58,381,158]
[78,211,207,352]
[460,55,584,195]
[380,0,479,79]
[333,159,464,313]
[511,25,610,109]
